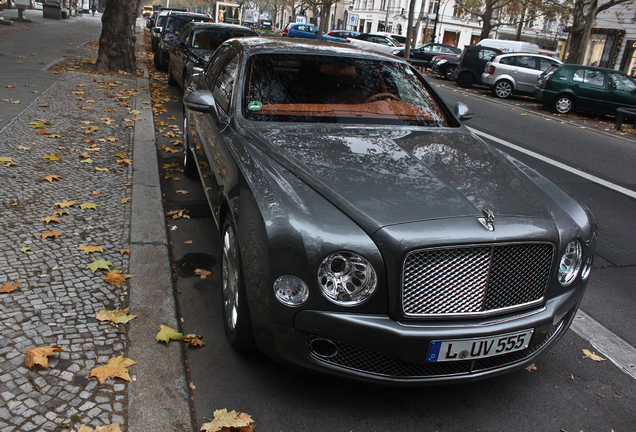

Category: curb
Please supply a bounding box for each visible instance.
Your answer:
[126,23,193,432]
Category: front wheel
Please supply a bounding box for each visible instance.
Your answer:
[167,62,177,86]
[457,72,475,88]
[182,113,198,178]
[221,217,255,351]
[493,80,513,98]
[444,65,456,80]
[553,95,575,114]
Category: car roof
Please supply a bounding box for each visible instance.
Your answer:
[558,64,623,73]
[187,22,255,31]
[228,37,406,61]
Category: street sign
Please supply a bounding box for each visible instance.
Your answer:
[348,14,359,27]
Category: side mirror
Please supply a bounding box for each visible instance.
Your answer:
[183,90,217,116]
[453,102,474,121]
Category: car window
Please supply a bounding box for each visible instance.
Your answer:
[178,26,190,44]
[608,72,636,92]
[204,46,229,89]
[244,54,450,126]
[213,48,239,114]
[538,58,557,72]
[295,25,305,32]
[514,56,537,69]
[499,56,515,65]
[192,28,256,50]
[479,49,499,61]
[580,69,605,87]
[441,47,455,54]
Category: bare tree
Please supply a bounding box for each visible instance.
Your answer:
[96,0,141,73]
[566,0,631,64]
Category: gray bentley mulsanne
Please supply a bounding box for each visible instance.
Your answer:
[181,38,596,385]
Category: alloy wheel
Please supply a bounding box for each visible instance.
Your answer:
[222,224,240,333]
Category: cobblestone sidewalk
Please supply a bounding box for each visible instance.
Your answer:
[0,70,146,431]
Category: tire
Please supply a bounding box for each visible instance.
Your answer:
[154,50,166,71]
[493,80,513,98]
[221,216,255,351]
[167,62,177,86]
[553,94,575,115]
[457,72,475,88]
[444,65,456,80]
[182,113,198,178]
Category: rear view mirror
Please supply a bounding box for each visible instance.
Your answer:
[453,102,474,121]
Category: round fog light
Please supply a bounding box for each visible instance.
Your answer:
[274,276,309,306]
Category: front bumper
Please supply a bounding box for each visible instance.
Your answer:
[253,284,584,385]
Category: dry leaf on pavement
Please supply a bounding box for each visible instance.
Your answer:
[104,270,134,286]
[96,307,136,324]
[525,363,537,372]
[155,325,184,345]
[40,216,60,224]
[89,356,138,384]
[43,174,60,182]
[25,345,63,369]
[77,245,104,254]
[200,409,254,432]
[73,423,123,432]
[194,269,212,279]
[184,334,205,348]
[582,349,605,362]
[41,230,61,240]
[86,260,113,273]
[1,281,20,293]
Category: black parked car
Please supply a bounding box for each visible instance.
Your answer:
[450,45,502,88]
[168,22,258,89]
[181,38,595,385]
[430,54,460,79]
[391,43,461,68]
[154,12,212,71]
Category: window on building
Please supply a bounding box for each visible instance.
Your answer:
[428,0,439,14]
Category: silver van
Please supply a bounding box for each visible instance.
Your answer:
[482,53,562,98]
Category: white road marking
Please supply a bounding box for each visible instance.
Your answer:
[468,127,636,379]
[571,310,636,380]
[468,127,636,200]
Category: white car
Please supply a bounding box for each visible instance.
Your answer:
[346,34,402,55]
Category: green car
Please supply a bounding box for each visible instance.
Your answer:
[535,64,636,115]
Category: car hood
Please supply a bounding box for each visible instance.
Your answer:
[252,125,553,232]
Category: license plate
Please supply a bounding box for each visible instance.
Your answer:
[427,329,534,362]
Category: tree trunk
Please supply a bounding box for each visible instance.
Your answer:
[404,0,417,59]
[566,0,598,64]
[479,2,494,40]
[95,0,140,73]
[515,5,526,41]
[317,1,332,40]
[412,0,427,47]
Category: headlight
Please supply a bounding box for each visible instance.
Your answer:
[392,50,400,55]
[274,276,309,306]
[437,59,447,65]
[558,240,583,286]
[318,252,377,306]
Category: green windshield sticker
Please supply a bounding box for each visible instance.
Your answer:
[248,101,262,111]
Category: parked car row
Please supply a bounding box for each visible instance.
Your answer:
[425,39,636,117]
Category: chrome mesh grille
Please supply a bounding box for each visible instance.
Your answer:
[305,318,563,379]
[403,243,555,316]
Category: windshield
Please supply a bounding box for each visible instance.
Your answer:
[191,28,256,50]
[165,15,211,34]
[244,54,450,126]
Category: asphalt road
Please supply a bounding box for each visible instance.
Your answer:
[154,70,636,430]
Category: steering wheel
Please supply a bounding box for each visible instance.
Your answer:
[365,93,400,103]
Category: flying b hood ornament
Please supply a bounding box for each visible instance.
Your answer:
[478,208,495,231]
